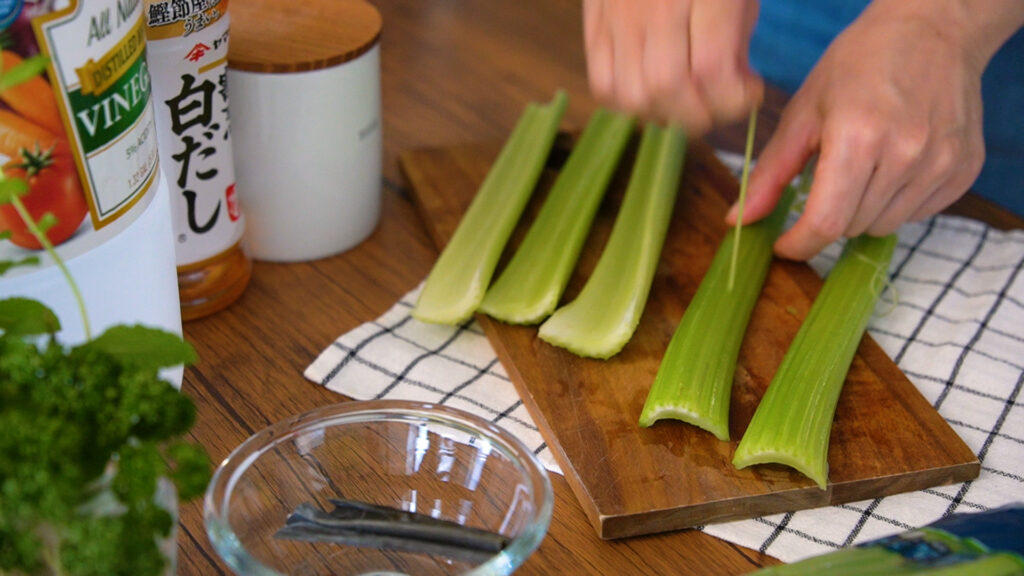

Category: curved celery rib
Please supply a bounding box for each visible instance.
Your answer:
[638,184,797,440]
[732,233,898,488]
[537,124,686,359]
[479,108,635,324]
[412,91,568,325]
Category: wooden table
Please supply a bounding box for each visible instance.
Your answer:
[176,1,1022,574]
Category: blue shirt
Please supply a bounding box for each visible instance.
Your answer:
[750,2,1024,216]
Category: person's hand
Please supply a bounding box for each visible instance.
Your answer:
[730,0,1021,261]
[583,0,762,135]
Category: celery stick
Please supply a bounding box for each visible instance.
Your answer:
[412,91,568,325]
[479,108,635,324]
[638,183,797,440]
[732,233,898,488]
[537,123,686,359]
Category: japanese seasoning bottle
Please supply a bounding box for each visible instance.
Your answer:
[144,0,252,321]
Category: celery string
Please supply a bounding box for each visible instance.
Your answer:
[728,107,759,291]
[854,248,899,316]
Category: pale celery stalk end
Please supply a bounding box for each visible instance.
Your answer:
[733,448,831,490]
[412,91,569,325]
[478,289,560,326]
[479,108,635,325]
[732,233,898,489]
[639,185,796,441]
[639,405,731,442]
[538,123,687,358]
[536,298,636,359]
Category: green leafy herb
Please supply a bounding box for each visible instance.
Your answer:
[0,296,61,336]
[0,323,206,576]
[0,149,209,575]
[0,54,50,94]
[0,176,29,203]
[0,253,39,276]
[79,325,199,370]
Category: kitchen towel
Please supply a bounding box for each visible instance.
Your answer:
[305,152,1024,563]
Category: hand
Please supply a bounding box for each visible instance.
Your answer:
[730,0,1022,261]
[583,0,762,135]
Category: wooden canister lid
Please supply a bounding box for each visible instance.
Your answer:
[227,0,381,73]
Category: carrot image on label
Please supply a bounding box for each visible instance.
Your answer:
[0,109,62,159]
[0,50,64,135]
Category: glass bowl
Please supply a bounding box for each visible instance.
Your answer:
[204,400,553,576]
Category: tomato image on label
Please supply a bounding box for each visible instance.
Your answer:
[0,143,88,250]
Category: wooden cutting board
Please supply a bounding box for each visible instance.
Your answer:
[399,134,979,540]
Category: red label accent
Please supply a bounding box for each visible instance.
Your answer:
[185,43,211,62]
[226,183,240,222]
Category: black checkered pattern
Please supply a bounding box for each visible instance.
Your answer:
[305,299,555,470]
[307,152,1023,562]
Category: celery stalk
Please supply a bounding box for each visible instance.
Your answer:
[412,91,568,324]
[479,108,635,324]
[638,183,797,440]
[732,233,898,488]
[537,123,686,359]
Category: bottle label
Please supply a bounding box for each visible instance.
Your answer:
[144,0,227,39]
[146,4,242,267]
[0,0,161,274]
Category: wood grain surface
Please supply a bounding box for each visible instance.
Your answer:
[227,0,381,72]
[400,135,980,539]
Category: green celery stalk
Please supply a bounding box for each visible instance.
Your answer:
[732,233,898,488]
[412,91,569,324]
[638,182,797,440]
[479,108,635,324]
[537,123,686,359]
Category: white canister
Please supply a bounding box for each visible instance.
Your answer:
[226,0,383,262]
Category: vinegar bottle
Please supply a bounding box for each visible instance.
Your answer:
[144,1,252,321]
